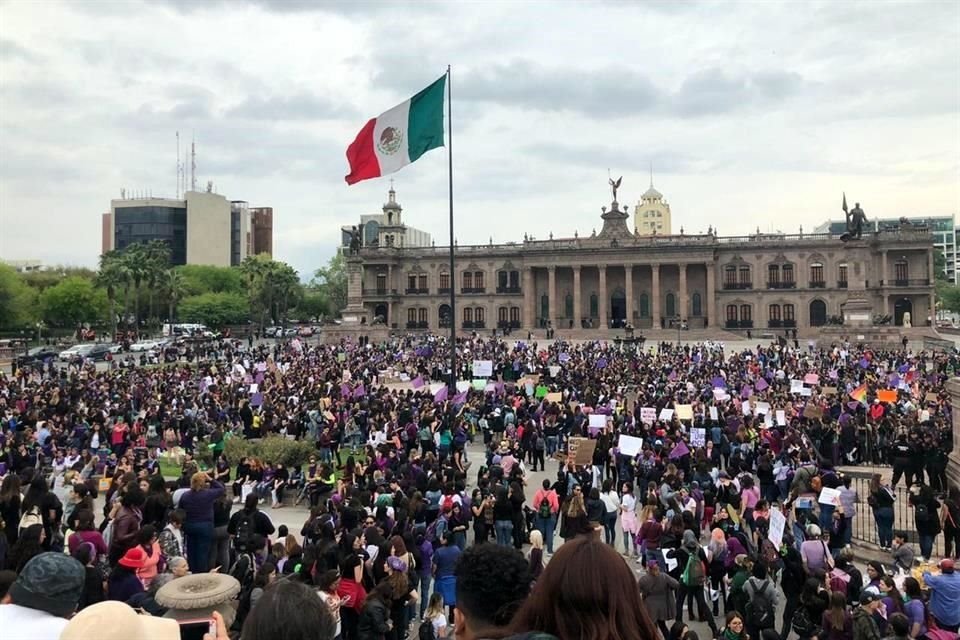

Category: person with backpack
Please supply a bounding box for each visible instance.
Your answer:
[420,592,447,639]
[532,479,559,555]
[671,530,718,637]
[228,493,276,555]
[743,562,779,640]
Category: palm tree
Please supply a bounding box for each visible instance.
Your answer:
[97,251,126,340]
[144,241,171,325]
[125,244,147,333]
[165,269,186,325]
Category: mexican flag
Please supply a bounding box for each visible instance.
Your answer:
[344,75,446,185]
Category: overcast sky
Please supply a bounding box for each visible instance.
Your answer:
[1,0,958,278]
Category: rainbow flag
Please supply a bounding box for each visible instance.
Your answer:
[849,384,867,404]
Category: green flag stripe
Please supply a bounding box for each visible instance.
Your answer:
[407,75,446,163]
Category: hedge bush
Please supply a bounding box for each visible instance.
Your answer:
[223,434,316,468]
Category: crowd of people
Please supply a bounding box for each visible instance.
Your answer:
[0,332,958,640]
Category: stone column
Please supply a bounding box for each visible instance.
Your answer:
[706,262,717,327]
[523,267,535,328]
[651,264,661,327]
[679,263,688,321]
[625,265,634,325]
[598,265,608,329]
[948,378,960,489]
[573,266,582,329]
[547,266,557,326]
[882,250,888,287]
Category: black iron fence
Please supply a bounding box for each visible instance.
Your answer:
[845,473,945,557]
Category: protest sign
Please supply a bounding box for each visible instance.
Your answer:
[877,389,897,403]
[535,385,549,399]
[472,360,493,378]
[675,404,694,421]
[776,410,787,426]
[818,487,842,506]
[690,428,706,448]
[618,434,644,457]
[567,437,597,466]
[790,379,804,394]
[804,373,820,385]
[768,509,786,548]
[709,406,719,421]
[545,392,562,403]
[588,413,607,431]
[641,407,657,425]
[658,408,674,422]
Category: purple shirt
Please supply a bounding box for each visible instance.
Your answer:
[178,481,225,523]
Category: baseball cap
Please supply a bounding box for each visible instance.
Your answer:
[60,601,179,640]
[386,556,408,573]
[860,591,880,606]
[8,552,85,618]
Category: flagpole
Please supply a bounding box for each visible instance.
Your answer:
[447,64,456,397]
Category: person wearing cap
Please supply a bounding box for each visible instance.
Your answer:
[59,600,181,640]
[0,552,85,640]
[923,558,960,632]
[852,592,882,640]
[107,546,147,602]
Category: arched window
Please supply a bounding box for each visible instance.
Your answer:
[665,292,676,318]
[474,271,484,290]
[589,293,598,317]
[894,260,909,284]
[407,308,416,324]
[439,272,450,291]
[809,262,824,287]
[784,303,795,325]
[476,307,485,325]
[510,307,520,324]
[838,263,848,288]
[739,304,752,326]
[782,263,795,285]
[498,306,508,324]
[768,304,781,327]
[810,300,827,326]
[463,271,473,290]
[726,304,738,326]
[463,307,473,323]
[564,293,573,318]
[724,265,737,288]
[639,293,649,318]
[692,292,702,317]
[767,264,780,286]
[438,304,452,327]
[738,266,751,287]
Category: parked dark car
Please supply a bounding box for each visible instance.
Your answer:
[15,346,61,366]
[87,344,115,361]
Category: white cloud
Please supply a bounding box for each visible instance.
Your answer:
[0,0,957,277]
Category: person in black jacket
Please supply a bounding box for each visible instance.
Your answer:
[228,494,276,553]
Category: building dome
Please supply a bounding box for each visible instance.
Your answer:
[642,185,662,199]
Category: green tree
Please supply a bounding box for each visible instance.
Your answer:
[20,266,97,292]
[936,280,960,314]
[241,255,302,329]
[165,269,187,324]
[312,252,347,316]
[934,249,949,282]
[175,264,245,296]
[0,263,38,329]
[97,250,128,338]
[38,277,108,328]
[143,240,171,324]
[293,288,330,321]
[178,292,250,327]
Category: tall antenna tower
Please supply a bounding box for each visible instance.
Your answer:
[176,131,181,198]
[190,137,197,192]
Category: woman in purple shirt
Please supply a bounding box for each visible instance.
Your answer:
[178,471,225,572]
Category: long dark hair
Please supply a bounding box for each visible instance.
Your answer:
[242,580,337,640]
[507,535,659,640]
[10,524,44,573]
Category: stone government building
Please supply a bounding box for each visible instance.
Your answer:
[342,184,936,336]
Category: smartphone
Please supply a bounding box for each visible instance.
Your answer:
[179,618,216,640]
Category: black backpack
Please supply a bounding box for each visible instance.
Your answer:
[418,619,436,640]
[746,579,776,630]
[234,510,255,552]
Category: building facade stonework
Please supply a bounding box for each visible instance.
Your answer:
[346,191,935,335]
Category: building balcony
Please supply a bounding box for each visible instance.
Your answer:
[766,281,796,289]
[837,280,848,289]
[438,287,451,294]
[726,320,754,329]
[497,320,521,329]
[462,321,486,329]
[768,319,783,328]
[809,280,826,289]
[496,286,522,294]
[783,319,797,328]
[405,321,429,329]
[886,278,930,287]
[722,282,753,290]
[461,287,486,294]
[405,287,429,294]
[362,287,397,297]
[439,319,452,328]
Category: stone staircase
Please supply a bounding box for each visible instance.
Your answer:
[533,326,746,343]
